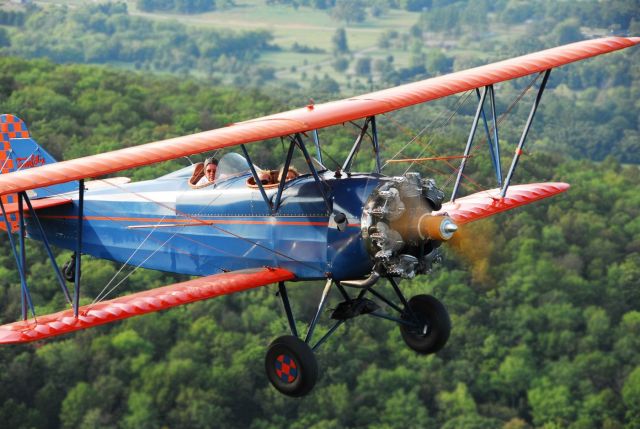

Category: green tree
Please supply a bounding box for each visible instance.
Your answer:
[0,28,9,48]
[330,0,365,23]
[528,378,575,427]
[622,366,640,426]
[331,27,349,55]
[60,382,99,429]
[552,19,583,45]
[354,56,371,76]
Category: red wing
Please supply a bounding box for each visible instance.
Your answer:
[1,196,72,215]
[434,182,569,225]
[0,267,294,344]
[0,196,73,232]
[0,37,636,196]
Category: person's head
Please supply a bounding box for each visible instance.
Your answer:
[203,157,218,182]
[257,170,271,185]
[280,166,299,182]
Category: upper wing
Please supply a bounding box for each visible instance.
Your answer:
[0,267,294,344]
[0,37,636,196]
[434,182,570,225]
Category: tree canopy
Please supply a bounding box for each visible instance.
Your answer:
[0,55,638,428]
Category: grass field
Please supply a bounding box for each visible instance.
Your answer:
[126,0,424,85]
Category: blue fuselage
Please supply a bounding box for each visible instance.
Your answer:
[28,169,382,281]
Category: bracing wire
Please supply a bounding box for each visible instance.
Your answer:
[91,214,168,305]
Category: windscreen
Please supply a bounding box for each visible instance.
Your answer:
[215,153,261,182]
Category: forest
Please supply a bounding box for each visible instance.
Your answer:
[0,47,639,428]
[0,0,638,428]
[0,1,637,164]
[1,2,275,77]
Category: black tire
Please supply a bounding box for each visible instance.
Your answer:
[265,335,318,397]
[399,294,451,354]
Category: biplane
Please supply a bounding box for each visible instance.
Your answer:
[0,37,637,396]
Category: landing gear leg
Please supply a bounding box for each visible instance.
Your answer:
[266,279,341,397]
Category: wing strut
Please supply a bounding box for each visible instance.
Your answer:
[450,70,551,201]
[312,130,323,166]
[501,69,551,197]
[73,179,84,317]
[371,116,382,174]
[21,191,72,304]
[293,133,331,212]
[0,198,36,319]
[478,85,502,186]
[451,86,489,201]
[273,138,296,212]
[241,144,272,212]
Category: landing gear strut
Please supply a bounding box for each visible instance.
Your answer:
[267,277,450,396]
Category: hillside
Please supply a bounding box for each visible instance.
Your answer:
[0,57,639,429]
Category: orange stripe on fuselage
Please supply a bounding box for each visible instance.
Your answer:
[36,214,330,227]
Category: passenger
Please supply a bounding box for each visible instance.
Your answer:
[257,170,272,185]
[197,157,218,186]
[279,166,299,182]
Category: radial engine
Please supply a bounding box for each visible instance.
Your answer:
[349,173,458,285]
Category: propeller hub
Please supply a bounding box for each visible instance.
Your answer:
[418,214,458,241]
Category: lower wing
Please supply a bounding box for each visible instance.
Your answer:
[0,267,294,344]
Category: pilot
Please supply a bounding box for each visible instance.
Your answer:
[279,166,299,182]
[197,157,218,186]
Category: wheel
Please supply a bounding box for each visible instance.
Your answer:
[265,335,318,397]
[399,294,451,354]
[62,259,76,283]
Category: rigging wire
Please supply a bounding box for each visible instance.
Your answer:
[385,90,473,167]
[28,175,240,307]
[89,232,177,309]
[100,170,326,272]
[442,72,544,192]
[89,179,258,305]
[91,214,167,305]
[381,91,486,194]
